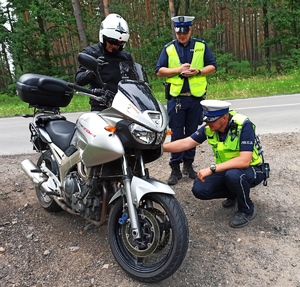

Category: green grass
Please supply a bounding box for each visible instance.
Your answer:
[0,94,91,117]
[1,72,299,118]
[208,74,300,100]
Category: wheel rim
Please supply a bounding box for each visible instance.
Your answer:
[113,197,174,271]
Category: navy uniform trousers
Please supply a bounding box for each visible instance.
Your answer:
[192,166,265,215]
[167,96,203,166]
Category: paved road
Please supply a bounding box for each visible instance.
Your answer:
[0,94,299,156]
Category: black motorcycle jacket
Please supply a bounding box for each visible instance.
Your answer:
[75,43,133,111]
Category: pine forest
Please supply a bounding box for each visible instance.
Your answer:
[0,0,299,92]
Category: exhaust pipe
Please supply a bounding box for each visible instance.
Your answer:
[21,159,52,193]
[21,159,45,183]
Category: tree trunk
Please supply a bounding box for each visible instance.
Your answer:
[168,0,176,39]
[262,1,270,72]
[102,0,110,17]
[145,0,152,20]
[71,0,89,49]
[1,43,13,85]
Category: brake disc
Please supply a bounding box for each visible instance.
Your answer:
[121,209,160,257]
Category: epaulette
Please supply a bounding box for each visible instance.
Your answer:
[164,40,176,48]
[193,37,206,44]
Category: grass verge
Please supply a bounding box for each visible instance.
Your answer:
[1,71,299,118]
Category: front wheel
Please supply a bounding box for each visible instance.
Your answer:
[108,193,189,283]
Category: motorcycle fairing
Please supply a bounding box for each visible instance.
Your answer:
[74,112,124,167]
[102,91,168,133]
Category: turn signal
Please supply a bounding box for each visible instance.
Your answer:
[166,129,173,135]
[105,126,117,132]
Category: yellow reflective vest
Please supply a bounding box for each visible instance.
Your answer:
[165,41,206,97]
[205,111,262,165]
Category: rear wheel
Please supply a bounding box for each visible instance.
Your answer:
[108,193,189,283]
[35,150,62,212]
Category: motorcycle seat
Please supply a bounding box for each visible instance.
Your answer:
[44,120,76,151]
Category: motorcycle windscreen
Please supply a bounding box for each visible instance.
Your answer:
[118,81,160,112]
[120,61,148,82]
[118,61,160,112]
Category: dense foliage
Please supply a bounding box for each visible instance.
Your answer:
[0,0,299,94]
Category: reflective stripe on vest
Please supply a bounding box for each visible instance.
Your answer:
[165,42,206,97]
[205,111,262,165]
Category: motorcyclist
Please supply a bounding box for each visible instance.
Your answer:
[75,13,133,111]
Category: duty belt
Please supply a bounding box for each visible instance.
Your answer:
[179,92,192,96]
[177,92,206,100]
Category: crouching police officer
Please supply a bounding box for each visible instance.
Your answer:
[163,100,269,228]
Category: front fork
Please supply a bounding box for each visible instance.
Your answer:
[121,155,142,239]
[118,155,175,239]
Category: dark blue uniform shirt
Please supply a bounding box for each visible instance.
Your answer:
[155,38,217,93]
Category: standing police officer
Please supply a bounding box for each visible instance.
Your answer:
[156,16,217,185]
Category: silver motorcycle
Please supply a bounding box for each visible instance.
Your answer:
[16,53,189,283]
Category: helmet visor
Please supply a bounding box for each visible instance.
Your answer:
[105,37,126,47]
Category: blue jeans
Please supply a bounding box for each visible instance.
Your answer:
[192,166,265,215]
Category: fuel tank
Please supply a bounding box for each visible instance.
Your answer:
[72,112,124,167]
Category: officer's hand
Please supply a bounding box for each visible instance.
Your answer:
[180,63,190,70]
[189,68,198,76]
[197,168,212,182]
[97,56,109,69]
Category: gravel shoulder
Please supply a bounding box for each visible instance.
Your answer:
[0,132,300,287]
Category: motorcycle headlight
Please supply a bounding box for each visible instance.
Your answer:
[155,130,166,145]
[129,123,157,144]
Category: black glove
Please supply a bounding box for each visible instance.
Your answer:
[103,90,115,107]
[98,96,108,105]
[92,88,114,107]
[84,70,95,80]
[92,88,105,96]
[97,56,109,69]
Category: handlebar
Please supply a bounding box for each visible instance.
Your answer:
[68,83,93,94]
[67,83,113,106]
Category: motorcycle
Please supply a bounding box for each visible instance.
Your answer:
[16,53,189,283]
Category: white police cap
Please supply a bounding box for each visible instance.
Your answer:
[200,100,232,122]
[171,16,195,33]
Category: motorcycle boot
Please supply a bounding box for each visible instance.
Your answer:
[182,161,197,179]
[167,164,182,185]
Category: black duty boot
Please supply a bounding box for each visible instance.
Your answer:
[182,161,197,179]
[229,209,256,228]
[222,198,236,208]
[167,164,182,185]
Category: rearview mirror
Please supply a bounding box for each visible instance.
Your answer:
[78,53,98,73]
[77,53,105,88]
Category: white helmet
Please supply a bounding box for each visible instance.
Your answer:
[99,14,130,49]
